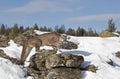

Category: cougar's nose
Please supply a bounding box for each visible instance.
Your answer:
[67,36,70,40]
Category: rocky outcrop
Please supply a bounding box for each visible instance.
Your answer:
[28,50,84,79]
[0,50,21,65]
[99,30,119,38]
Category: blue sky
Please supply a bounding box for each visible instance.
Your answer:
[0,0,120,31]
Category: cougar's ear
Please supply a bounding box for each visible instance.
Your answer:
[61,34,67,40]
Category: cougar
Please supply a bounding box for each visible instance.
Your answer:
[20,32,66,64]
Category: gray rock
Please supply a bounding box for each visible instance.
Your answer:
[28,50,84,79]
[85,64,98,73]
[60,41,78,49]
[46,68,81,79]
[115,51,120,59]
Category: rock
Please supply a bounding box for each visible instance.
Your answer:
[0,49,21,65]
[115,51,120,58]
[29,50,84,69]
[107,59,113,66]
[29,50,56,70]
[46,68,81,79]
[99,30,118,38]
[28,50,84,79]
[46,54,64,69]
[61,54,84,67]
[85,65,98,73]
[29,67,81,79]
[60,41,78,49]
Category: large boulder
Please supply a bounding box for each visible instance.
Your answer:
[99,30,119,38]
[28,50,84,79]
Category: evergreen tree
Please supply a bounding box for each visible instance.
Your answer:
[47,27,53,32]
[54,25,59,32]
[8,24,19,39]
[0,24,5,35]
[87,28,94,36]
[19,26,24,33]
[5,27,11,36]
[13,24,19,35]
[107,18,116,32]
[40,26,47,31]
[8,29,14,39]
[76,27,86,36]
[57,25,65,33]
[54,25,65,33]
[33,23,39,30]
[87,28,98,36]
[66,28,76,36]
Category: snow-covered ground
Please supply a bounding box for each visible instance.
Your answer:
[0,31,120,79]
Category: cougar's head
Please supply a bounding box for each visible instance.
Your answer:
[59,34,67,42]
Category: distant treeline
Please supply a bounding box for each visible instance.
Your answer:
[0,23,98,39]
[0,18,119,39]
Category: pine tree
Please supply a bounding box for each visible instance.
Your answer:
[40,26,47,31]
[57,25,65,33]
[76,27,86,36]
[8,24,19,39]
[66,28,76,36]
[54,25,59,32]
[107,18,116,32]
[13,24,19,35]
[5,27,11,36]
[33,23,39,30]
[47,27,53,32]
[0,24,5,35]
[8,29,14,39]
[19,26,24,33]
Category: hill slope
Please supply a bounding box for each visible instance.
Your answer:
[0,31,120,79]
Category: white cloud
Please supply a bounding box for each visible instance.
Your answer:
[68,14,120,22]
[5,0,72,13]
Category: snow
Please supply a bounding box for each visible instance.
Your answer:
[0,31,120,79]
[62,36,120,79]
[0,58,26,79]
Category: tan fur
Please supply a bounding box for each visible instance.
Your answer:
[20,32,66,64]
